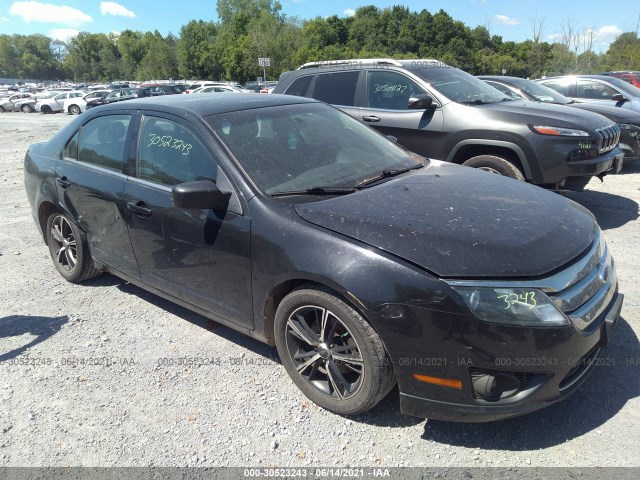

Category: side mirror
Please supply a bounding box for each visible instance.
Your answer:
[172,180,231,210]
[408,94,434,110]
[612,93,628,102]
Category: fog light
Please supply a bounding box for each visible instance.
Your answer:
[472,373,521,401]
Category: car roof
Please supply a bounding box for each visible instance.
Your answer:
[98,93,319,116]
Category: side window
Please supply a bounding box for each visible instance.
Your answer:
[77,115,131,171]
[542,80,572,96]
[577,80,618,100]
[487,81,522,100]
[285,75,314,97]
[138,116,217,186]
[312,71,359,106]
[63,131,79,160]
[367,71,426,110]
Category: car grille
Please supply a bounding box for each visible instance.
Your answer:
[548,230,617,331]
[596,124,621,154]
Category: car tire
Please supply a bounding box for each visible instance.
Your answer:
[462,154,525,180]
[68,104,81,115]
[0,106,5,112]
[46,212,101,283]
[41,105,52,114]
[275,287,395,416]
[21,104,33,113]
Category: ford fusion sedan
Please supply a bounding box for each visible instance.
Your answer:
[24,94,623,422]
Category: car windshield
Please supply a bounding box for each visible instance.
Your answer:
[510,78,572,104]
[207,103,422,195]
[601,76,640,97]
[412,67,510,104]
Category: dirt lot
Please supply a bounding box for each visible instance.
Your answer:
[0,112,639,468]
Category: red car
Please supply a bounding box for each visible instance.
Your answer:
[601,72,640,88]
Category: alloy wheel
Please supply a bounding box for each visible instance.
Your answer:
[50,215,77,272]
[285,305,365,400]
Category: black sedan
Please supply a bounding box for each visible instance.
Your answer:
[480,75,640,161]
[24,94,623,421]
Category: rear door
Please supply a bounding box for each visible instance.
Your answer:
[359,69,444,157]
[123,113,253,327]
[309,71,361,120]
[55,113,139,278]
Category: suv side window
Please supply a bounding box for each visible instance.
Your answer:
[312,72,359,106]
[77,114,131,171]
[138,116,217,186]
[366,70,426,110]
[577,80,619,100]
[285,75,314,97]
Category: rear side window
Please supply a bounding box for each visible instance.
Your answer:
[367,71,426,110]
[285,75,314,97]
[77,115,131,172]
[137,116,217,186]
[312,72,359,106]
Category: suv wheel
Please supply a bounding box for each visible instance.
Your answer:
[275,287,395,416]
[21,104,33,113]
[68,104,81,115]
[462,155,524,180]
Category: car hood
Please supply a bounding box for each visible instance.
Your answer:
[479,100,613,129]
[294,161,597,279]
[568,102,640,124]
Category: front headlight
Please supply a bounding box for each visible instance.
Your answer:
[453,287,569,326]
[531,125,590,137]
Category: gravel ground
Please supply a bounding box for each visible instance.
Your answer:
[0,112,639,468]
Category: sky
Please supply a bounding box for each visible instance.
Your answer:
[0,0,636,53]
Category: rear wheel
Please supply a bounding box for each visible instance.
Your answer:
[462,154,525,180]
[275,287,395,416]
[21,104,33,113]
[68,104,81,115]
[41,105,52,114]
[46,212,101,283]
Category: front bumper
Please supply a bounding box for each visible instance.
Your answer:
[398,292,623,422]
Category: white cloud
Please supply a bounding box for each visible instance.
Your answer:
[492,14,519,26]
[100,2,136,18]
[472,0,487,4]
[0,17,10,23]
[344,8,355,17]
[594,25,623,52]
[48,28,79,41]
[9,2,92,27]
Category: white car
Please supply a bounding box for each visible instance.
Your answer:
[192,85,244,94]
[184,82,232,94]
[0,93,35,112]
[63,90,112,115]
[35,91,85,114]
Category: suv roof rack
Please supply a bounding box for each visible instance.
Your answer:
[297,58,403,70]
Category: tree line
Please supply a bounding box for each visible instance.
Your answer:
[1,1,639,83]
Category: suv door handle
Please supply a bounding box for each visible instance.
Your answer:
[362,115,381,123]
[127,201,152,217]
[56,177,70,188]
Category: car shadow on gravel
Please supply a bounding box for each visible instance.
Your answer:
[420,316,640,449]
[0,314,68,362]
[563,190,639,230]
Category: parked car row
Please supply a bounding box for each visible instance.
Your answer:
[273,58,625,190]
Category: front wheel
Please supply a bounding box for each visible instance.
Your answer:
[275,287,395,416]
[46,212,101,283]
[21,104,33,113]
[462,154,525,180]
[41,105,52,114]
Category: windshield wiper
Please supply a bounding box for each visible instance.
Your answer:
[356,164,424,187]
[270,186,358,197]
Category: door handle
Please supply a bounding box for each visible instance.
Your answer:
[127,201,152,217]
[362,115,381,122]
[56,177,70,188]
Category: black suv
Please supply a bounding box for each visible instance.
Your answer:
[274,59,623,190]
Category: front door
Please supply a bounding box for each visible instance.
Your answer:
[123,114,253,327]
[360,69,444,158]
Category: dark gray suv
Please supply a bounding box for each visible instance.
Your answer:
[274,59,623,190]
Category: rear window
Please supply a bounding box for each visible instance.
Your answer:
[285,75,314,97]
[312,72,360,106]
